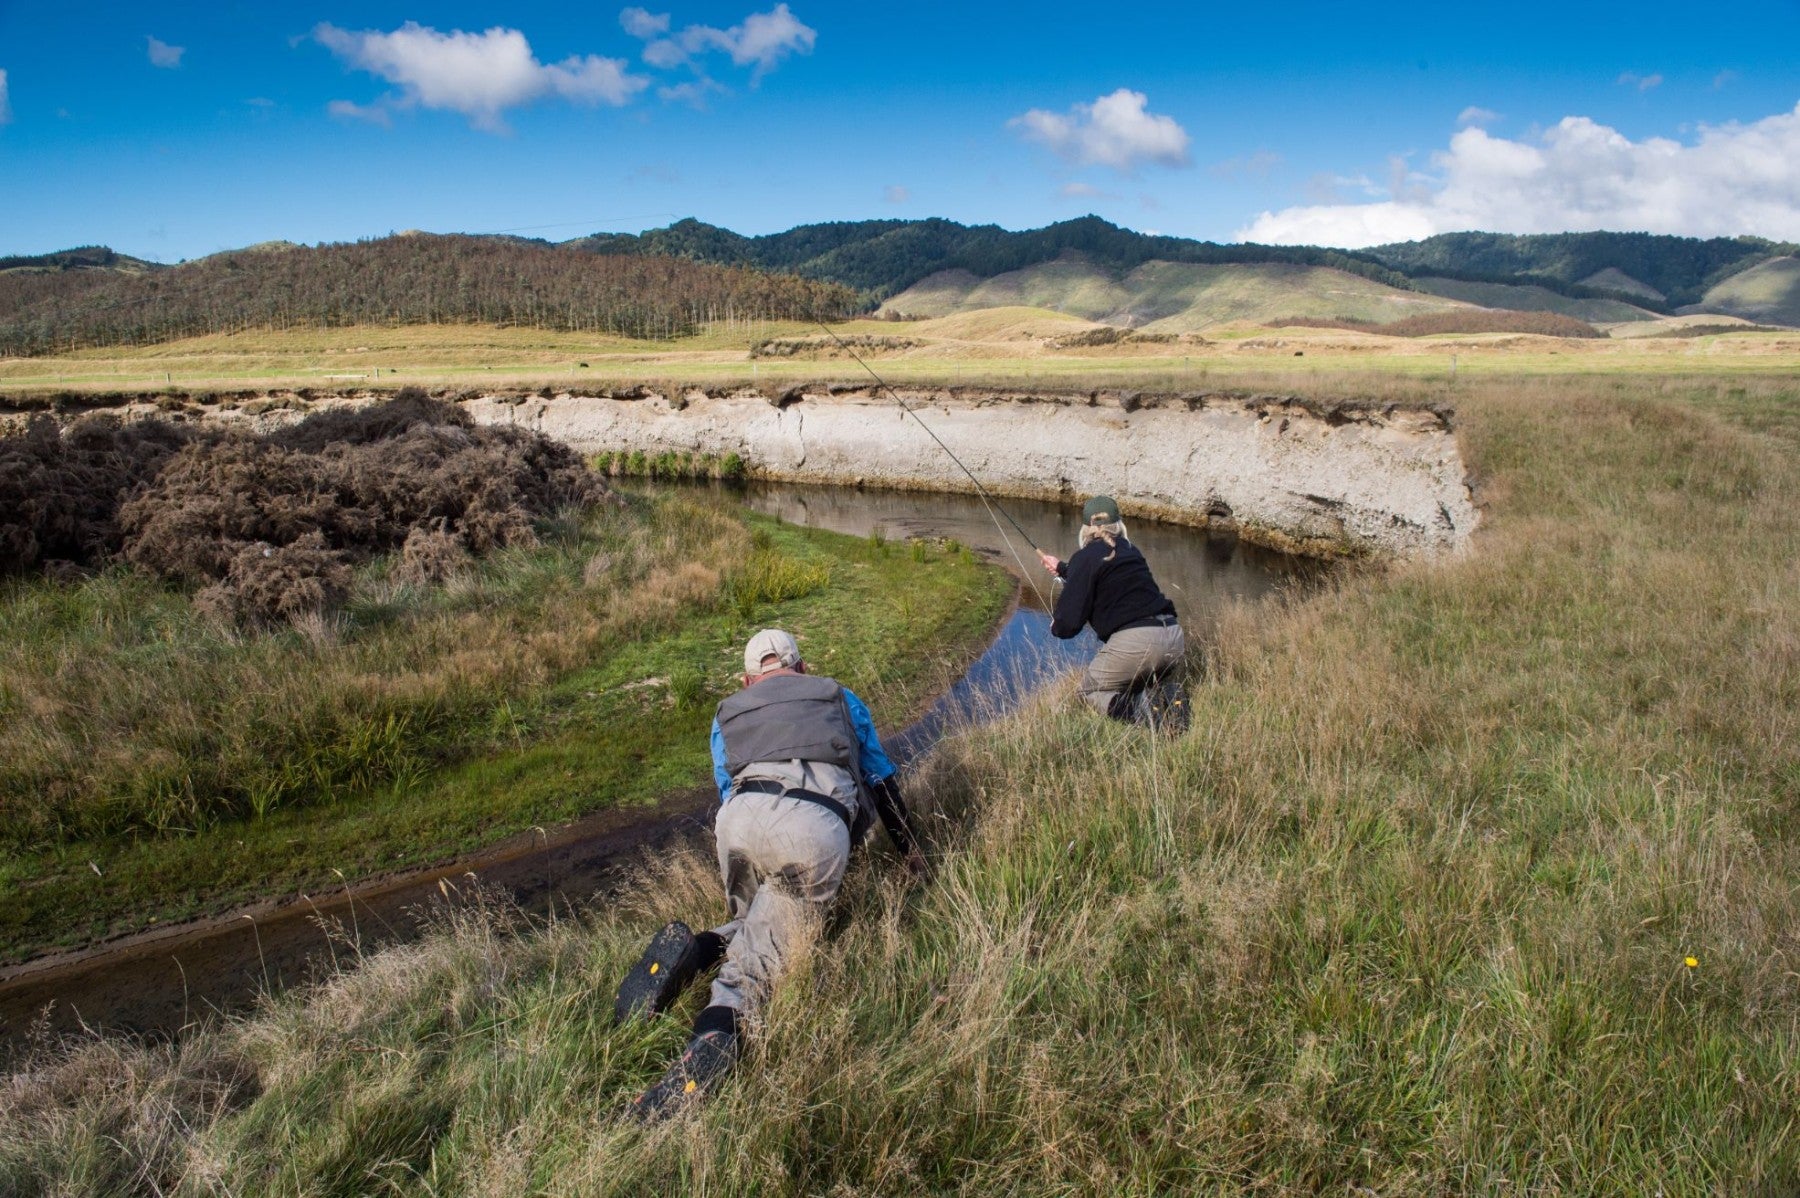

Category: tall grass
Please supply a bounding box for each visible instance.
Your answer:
[0,496,751,848]
[5,373,1798,1194]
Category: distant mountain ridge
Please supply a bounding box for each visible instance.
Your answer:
[8,219,1799,348]
[0,246,160,275]
[569,216,1419,301]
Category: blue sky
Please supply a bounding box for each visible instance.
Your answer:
[3,2,1799,261]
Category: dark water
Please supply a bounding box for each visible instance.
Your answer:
[0,484,1311,1056]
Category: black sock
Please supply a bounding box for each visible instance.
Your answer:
[691,930,727,972]
[691,1004,740,1040]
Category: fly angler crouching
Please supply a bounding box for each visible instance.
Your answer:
[616,628,923,1121]
[1038,495,1189,731]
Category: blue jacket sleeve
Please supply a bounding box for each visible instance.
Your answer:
[842,689,896,783]
[710,716,732,801]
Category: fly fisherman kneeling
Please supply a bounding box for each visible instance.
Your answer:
[1038,495,1188,730]
[617,628,924,1121]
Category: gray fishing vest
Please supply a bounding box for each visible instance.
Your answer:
[716,673,861,782]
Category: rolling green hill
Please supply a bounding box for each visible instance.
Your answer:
[884,252,1473,330]
[1692,256,1800,326]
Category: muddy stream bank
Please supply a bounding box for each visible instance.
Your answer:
[0,483,1309,1059]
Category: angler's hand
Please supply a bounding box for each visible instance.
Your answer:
[1037,551,1061,574]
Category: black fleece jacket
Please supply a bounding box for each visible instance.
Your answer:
[1051,536,1177,641]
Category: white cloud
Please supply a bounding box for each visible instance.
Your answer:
[1059,181,1108,198]
[1617,71,1663,92]
[147,36,184,69]
[1457,106,1500,126]
[724,5,815,75]
[1010,89,1191,172]
[635,5,816,82]
[314,21,648,132]
[1237,104,1800,247]
[1713,69,1738,90]
[883,184,911,204]
[620,8,671,38]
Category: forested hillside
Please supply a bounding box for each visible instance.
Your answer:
[571,216,1420,300]
[1360,231,1796,308]
[0,235,859,356]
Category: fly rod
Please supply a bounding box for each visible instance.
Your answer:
[811,319,1046,557]
[810,318,1056,608]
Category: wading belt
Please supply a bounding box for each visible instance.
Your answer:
[732,779,856,832]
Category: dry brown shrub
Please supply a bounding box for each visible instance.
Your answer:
[192,533,354,625]
[98,394,608,624]
[395,525,472,586]
[264,387,465,451]
[0,412,203,574]
[0,392,606,620]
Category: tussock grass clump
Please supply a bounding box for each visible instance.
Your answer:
[7,373,1799,1193]
[593,448,746,482]
[722,548,829,617]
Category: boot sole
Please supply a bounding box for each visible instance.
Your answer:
[614,920,698,1024]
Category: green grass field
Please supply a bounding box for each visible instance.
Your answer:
[2,358,1797,1194]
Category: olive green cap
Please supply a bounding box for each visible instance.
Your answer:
[1081,495,1120,524]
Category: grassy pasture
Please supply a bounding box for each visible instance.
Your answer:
[0,495,1011,961]
[2,366,1796,1194]
[3,316,1799,404]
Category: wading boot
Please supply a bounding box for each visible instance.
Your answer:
[631,1007,740,1124]
[1146,677,1190,735]
[614,922,726,1023]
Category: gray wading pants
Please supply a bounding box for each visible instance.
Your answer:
[1080,623,1187,715]
[707,788,851,1016]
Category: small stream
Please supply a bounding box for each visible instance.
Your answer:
[0,483,1312,1057]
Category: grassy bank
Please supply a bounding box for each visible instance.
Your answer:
[0,495,1011,961]
[5,372,1798,1194]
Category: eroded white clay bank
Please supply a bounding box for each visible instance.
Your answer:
[467,386,1476,559]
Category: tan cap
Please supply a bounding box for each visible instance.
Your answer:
[743,628,801,676]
